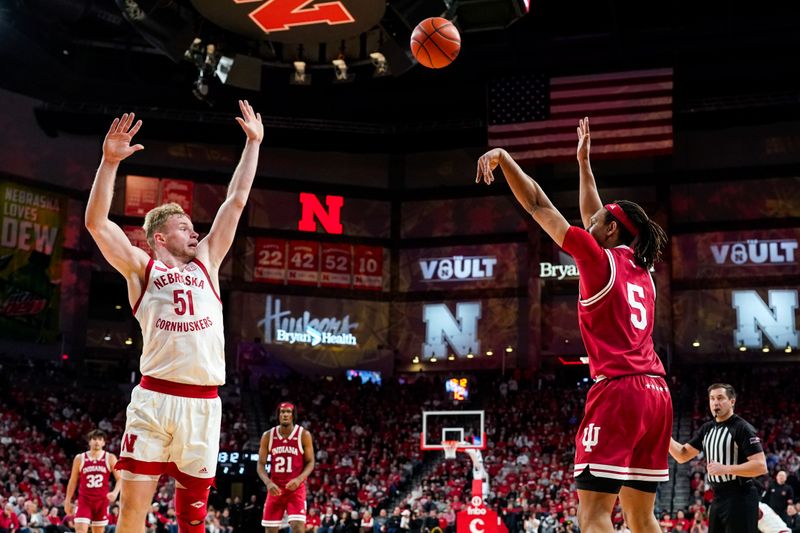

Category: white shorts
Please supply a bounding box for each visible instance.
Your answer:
[116,378,221,488]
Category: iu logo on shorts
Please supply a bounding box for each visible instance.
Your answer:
[582,424,600,452]
[122,433,138,453]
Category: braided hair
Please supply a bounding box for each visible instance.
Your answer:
[604,200,668,269]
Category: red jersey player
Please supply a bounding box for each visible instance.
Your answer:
[258,403,315,533]
[476,116,670,532]
[65,429,122,533]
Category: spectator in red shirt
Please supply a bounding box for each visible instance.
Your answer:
[0,503,20,533]
[307,508,321,533]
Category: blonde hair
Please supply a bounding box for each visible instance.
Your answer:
[143,203,188,248]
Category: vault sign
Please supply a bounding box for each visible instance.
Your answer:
[192,0,386,43]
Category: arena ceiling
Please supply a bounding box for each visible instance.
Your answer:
[0,0,798,151]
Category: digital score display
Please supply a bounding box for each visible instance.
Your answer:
[217,450,259,476]
[445,377,469,401]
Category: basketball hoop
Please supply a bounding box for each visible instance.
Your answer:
[442,440,460,459]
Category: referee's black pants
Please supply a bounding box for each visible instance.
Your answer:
[709,484,759,533]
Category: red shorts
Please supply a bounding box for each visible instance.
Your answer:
[75,498,109,527]
[262,484,307,527]
[573,374,672,483]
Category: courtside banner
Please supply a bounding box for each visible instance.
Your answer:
[244,238,388,291]
[398,243,523,292]
[672,229,800,280]
[230,292,391,373]
[393,298,520,371]
[0,181,66,341]
[673,287,800,355]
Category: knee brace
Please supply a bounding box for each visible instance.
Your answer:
[175,485,210,533]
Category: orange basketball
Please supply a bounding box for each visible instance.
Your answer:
[410,17,461,69]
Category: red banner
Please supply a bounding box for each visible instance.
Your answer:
[287,241,320,286]
[254,238,287,283]
[353,245,383,290]
[320,243,353,288]
[123,225,151,255]
[160,178,194,216]
[124,175,159,217]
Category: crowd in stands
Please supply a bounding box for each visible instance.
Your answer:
[3,358,800,533]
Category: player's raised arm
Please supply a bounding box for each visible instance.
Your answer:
[85,114,151,281]
[198,100,263,269]
[476,148,570,246]
[576,117,603,230]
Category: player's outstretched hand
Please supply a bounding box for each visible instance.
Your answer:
[64,500,73,516]
[235,99,264,143]
[576,116,590,162]
[285,478,301,491]
[475,148,506,185]
[103,113,144,163]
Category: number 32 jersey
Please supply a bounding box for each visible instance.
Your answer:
[133,258,225,385]
[79,452,111,501]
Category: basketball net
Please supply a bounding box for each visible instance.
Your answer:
[442,440,460,460]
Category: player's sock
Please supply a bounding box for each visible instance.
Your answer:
[175,485,210,533]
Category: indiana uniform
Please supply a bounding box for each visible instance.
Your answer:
[561,226,672,489]
[262,425,308,527]
[75,452,111,527]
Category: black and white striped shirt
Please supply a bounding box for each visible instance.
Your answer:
[688,414,763,487]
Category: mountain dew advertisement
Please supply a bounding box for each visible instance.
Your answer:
[0,181,65,341]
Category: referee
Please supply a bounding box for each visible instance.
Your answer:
[669,383,768,533]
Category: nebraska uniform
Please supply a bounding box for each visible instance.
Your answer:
[116,257,223,488]
[263,425,308,527]
[75,452,111,527]
[562,226,672,486]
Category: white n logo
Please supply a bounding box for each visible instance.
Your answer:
[582,423,600,452]
[732,290,799,349]
[422,302,481,358]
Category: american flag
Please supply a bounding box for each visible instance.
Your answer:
[487,68,673,162]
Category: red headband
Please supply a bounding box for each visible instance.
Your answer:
[604,203,639,237]
[278,402,295,411]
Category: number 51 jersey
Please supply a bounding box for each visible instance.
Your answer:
[133,258,225,386]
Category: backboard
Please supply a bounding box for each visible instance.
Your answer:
[420,410,485,451]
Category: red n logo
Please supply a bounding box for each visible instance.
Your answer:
[298,193,344,234]
[122,434,138,453]
[236,0,356,34]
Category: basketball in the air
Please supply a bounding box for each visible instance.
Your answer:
[410,17,461,69]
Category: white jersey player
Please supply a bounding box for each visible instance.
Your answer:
[758,502,791,533]
[85,101,263,533]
